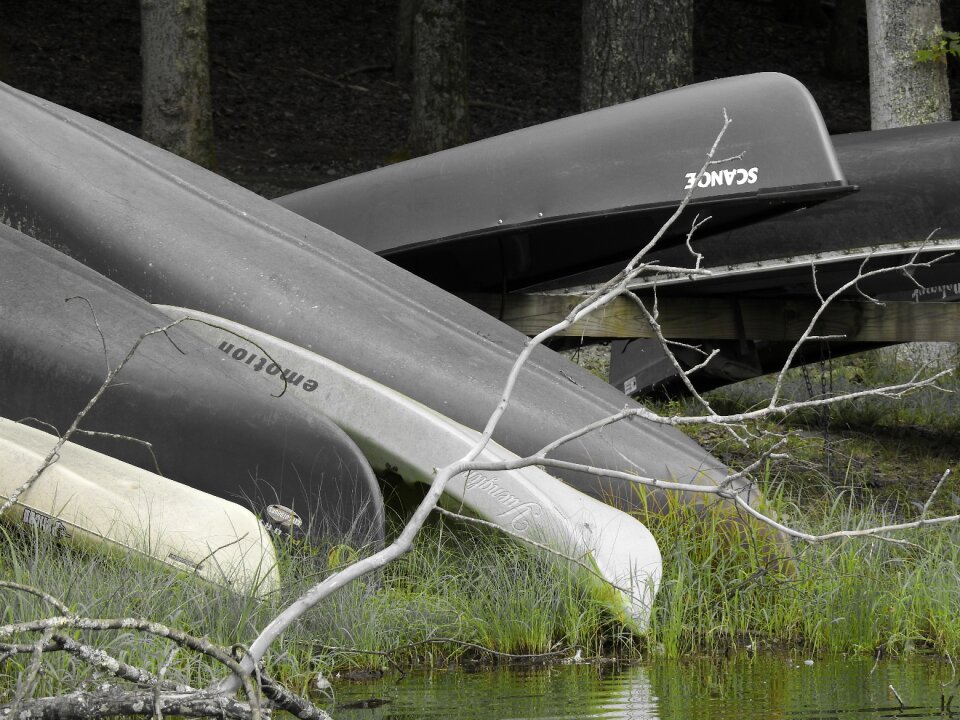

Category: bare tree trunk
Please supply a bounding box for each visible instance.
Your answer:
[140,0,215,168]
[0,29,7,82]
[581,0,693,111]
[395,0,416,82]
[407,0,470,156]
[866,0,951,129]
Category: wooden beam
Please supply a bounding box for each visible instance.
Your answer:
[461,293,960,343]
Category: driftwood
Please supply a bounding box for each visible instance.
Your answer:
[0,688,261,720]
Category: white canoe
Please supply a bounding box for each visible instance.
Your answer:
[157,306,662,627]
[0,417,279,596]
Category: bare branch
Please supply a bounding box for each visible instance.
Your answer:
[211,116,740,688]
[65,296,110,376]
[768,245,950,407]
[0,688,268,720]
[0,582,73,617]
[0,320,185,516]
[921,469,952,520]
[0,635,191,692]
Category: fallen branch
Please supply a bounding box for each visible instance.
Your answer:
[0,687,264,720]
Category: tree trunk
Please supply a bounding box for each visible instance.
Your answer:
[824,0,867,80]
[866,0,951,129]
[0,29,7,82]
[395,0,416,82]
[407,0,470,156]
[140,0,215,168]
[581,0,693,111]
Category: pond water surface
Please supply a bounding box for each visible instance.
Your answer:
[328,655,958,719]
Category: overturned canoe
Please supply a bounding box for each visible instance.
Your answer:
[606,120,960,393]
[276,73,851,293]
[0,417,279,596]
[0,81,788,558]
[157,305,662,627]
[577,120,960,298]
[0,223,384,545]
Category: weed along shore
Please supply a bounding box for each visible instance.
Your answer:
[2,345,958,710]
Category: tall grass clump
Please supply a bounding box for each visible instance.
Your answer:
[0,510,621,697]
[641,478,960,658]
[5,479,960,696]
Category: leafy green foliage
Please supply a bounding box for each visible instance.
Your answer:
[916,30,960,64]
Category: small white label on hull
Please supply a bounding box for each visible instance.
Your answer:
[167,552,202,570]
[265,504,303,532]
[21,507,69,538]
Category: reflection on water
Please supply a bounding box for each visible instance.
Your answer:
[329,655,955,720]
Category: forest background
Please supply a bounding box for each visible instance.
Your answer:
[1,0,958,200]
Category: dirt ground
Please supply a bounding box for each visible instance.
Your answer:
[3,0,957,198]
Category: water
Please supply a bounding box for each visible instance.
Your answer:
[327,655,958,720]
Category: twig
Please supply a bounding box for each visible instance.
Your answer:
[71,430,163,476]
[13,108,960,720]
[0,582,73,617]
[154,646,179,720]
[0,615,262,719]
[0,320,186,516]
[66,296,109,376]
[889,684,905,710]
[10,627,55,716]
[299,66,369,93]
[0,635,191,691]
[921,468,952,519]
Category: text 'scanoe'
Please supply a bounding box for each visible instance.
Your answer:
[0,417,279,596]
[0,81,788,557]
[0,224,384,545]
[276,73,851,293]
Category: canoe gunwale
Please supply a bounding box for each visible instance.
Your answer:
[379,181,856,259]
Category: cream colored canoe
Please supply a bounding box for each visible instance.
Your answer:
[157,307,662,628]
[0,417,279,596]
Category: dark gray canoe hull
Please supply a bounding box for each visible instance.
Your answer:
[608,120,960,394]
[637,121,960,299]
[276,73,850,293]
[0,223,384,544]
[0,81,784,551]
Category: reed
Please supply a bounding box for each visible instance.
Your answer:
[0,513,618,694]
[6,475,960,678]
[4,484,960,697]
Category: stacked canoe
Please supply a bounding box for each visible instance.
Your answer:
[0,73,865,621]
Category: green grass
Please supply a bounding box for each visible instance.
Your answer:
[3,344,960,698]
[632,345,960,657]
[6,469,960,700]
[0,512,622,698]
[640,485,960,658]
